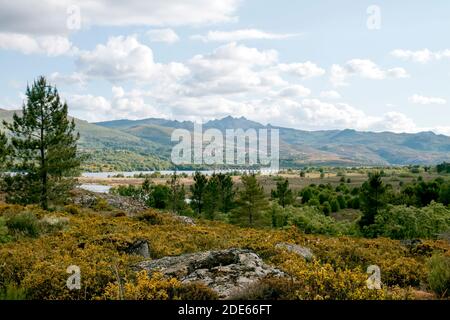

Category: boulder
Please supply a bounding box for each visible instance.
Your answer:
[172,215,196,226]
[134,248,285,299]
[124,239,151,258]
[275,242,314,261]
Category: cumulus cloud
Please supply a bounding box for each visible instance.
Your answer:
[278,61,325,79]
[183,42,283,96]
[0,0,240,35]
[0,0,239,55]
[277,85,311,98]
[191,29,300,42]
[68,88,168,122]
[147,28,179,44]
[409,94,447,105]
[0,33,76,56]
[391,49,450,63]
[330,59,409,86]
[75,35,189,82]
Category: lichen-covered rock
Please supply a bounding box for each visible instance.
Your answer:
[172,215,196,226]
[124,239,151,258]
[72,191,146,214]
[275,242,314,261]
[134,248,286,299]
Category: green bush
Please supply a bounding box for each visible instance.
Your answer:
[0,283,27,300]
[0,217,12,243]
[427,254,450,297]
[289,206,357,236]
[371,202,450,239]
[5,212,40,238]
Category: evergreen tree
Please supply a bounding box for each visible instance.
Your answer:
[2,76,80,209]
[203,174,220,219]
[168,172,186,214]
[359,172,386,229]
[216,173,234,213]
[271,178,294,207]
[190,171,208,215]
[0,131,10,171]
[230,174,269,227]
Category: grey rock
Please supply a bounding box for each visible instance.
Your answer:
[124,239,150,258]
[275,242,314,261]
[172,215,196,226]
[134,248,285,299]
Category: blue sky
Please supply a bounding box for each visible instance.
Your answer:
[0,0,449,135]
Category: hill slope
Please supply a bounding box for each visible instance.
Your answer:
[96,116,450,167]
[2,109,450,168]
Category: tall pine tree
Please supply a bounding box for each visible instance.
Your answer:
[271,178,294,208]
[0,131,10,172]
[230,174,269,227]
[190,171,208,215]
[2,76,80,209]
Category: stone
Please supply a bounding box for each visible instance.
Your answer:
[172,215,196,226]
[124,239,150,258]
[134,248,286,299]
[275,242,314,261]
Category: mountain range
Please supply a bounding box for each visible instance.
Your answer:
[1,109,450,170]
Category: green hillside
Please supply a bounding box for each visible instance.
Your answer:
[3,109,450,170]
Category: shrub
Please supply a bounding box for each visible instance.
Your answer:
[289,206,357,236]
[175,282,219,300]
[5,211,40,238]
[0,283,27,300]
[137,210,163,225]
[102,271,181,300]
[0,217,11,243]
[372,202,450,239]
[231,277,303,300]
[427,254,450,297]
[64,205,80,215]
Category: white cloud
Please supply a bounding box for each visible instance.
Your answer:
[68,88,168,122]
[183,42,282,96]
[0,32,76,56]
[278,61,325,79]
[0,0,240,35]
[191,29,300,42]
[278,85,311,98]
[320,90,341,99]
[75,35,189,82]
[330,59,409,86]
[409,94,447,105]
[391,49,450,63]
[0,0,239,56]
[147,28,179,44]
[49,72,87,86]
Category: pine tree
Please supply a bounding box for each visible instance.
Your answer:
[168,172,186,214]
[359,172,386,229]
[203,174,220,219]
[190,171,208,215]
[216,173,234,213]
[271,178,294,207]
[230,174,269,227]
[2,76,80,209]
[0,131,10,171]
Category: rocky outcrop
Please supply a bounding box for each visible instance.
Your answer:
[275,243,314,261]
[172,215,196,226]
[72,191,146,215]
[124,239,151,258]
[134,248,286,299]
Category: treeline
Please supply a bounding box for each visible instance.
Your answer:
[113,170,450,240]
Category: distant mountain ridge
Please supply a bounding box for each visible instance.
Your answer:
[94,115,450,166]
[1,108,450,168]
